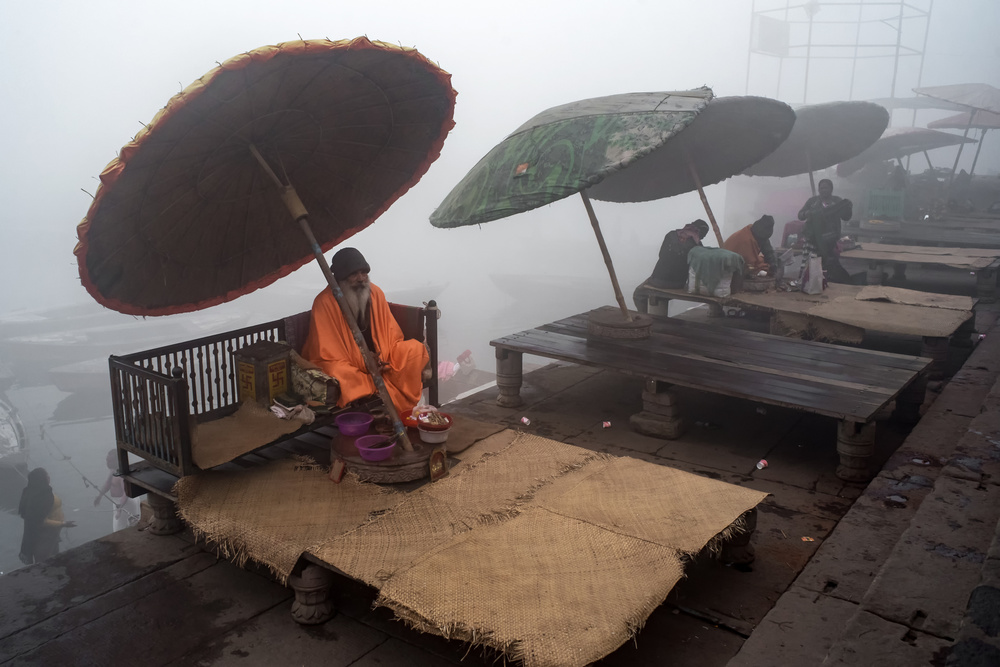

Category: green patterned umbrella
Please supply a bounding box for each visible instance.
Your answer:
[431,89,795,321]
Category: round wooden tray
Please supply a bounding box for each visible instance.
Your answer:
[587,309,653,339]
[331,429,434,483]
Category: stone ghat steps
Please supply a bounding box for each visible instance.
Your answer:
[728,308,1000,667]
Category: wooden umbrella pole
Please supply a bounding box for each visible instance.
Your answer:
[806,151,816,196]
[686,159,724,246]
[969,128,987,176]
[947,113,974,189]
[580,191,632,322]
[249,145,413,452]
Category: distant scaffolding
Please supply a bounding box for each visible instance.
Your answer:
[746,0,932,105]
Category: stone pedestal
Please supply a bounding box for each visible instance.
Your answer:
[630,382,685,439]
[720,507,758,565]
[836,420,877,483]
[920,336,950,380]
[495,348,523,408]
[891,374,928,428]
[146,493,183,536]
[288,564,335,625]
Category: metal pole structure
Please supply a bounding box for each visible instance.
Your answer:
[745,0,755,95]
[803,10,815,104]
[847,0,864,101]
[579,191,632,322]
[912,0,933,129]
[249,145,414,452]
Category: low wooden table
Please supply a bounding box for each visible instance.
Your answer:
[840,243,1000,301]
[492,306,931,482]
[633,282,974,378]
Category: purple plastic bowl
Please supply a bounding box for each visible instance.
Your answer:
[336,412,373,436]
[355,435,396,462]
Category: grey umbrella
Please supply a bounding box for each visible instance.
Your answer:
[741,101,890,195]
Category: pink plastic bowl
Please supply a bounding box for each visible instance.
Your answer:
[355,435,396,462]
[336,412,373,436]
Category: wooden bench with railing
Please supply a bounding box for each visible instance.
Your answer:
[111,301,439,511]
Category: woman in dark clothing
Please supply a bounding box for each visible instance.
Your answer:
[19,468,54,564]
[18,468,73,564]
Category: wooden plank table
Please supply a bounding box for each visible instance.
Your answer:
[847,219,1000,249]
[839,242,1000,301]
[492,306,931,482]
[633,282,974,378]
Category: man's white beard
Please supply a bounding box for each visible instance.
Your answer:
[338,279,371,329]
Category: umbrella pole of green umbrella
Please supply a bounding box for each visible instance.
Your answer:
[579,191,632,322]
[249,145,414,453]
[685,160,725,247]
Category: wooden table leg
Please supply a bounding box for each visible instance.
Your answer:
[890,262,907,283]
[146,493,183,536]
[288,563,334,625]
[836,420,876,483]
[495,348,524,407]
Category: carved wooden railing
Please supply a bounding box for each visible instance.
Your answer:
[109,301,438,480]
[110,319,285,477]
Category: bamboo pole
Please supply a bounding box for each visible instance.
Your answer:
[249,145,413,452]
[686,159,724,246]
[969,127,988,177]
[947,112,975,189]
[579,191,632,322]
[806,151,816,196]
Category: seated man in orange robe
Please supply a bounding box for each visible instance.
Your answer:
[301,248,428,418]
[722,215,777,276]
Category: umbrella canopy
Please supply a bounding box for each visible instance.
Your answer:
[430,90,794,322]
[586,96,796,203]
[914,83,1000,114]
[927,109,1000,131]
[836,127,977,178]
[914,84,1000,179]
[431,88,714,226]
[864,96,969,112]
[741,101,889,178]
[76,37,457,317]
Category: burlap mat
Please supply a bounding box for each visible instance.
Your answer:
[174,458,399,582]
[191,402,312,469]
[176,431,768,666]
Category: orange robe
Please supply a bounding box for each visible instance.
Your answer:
[301,284,428,417]
[723,225,769,274]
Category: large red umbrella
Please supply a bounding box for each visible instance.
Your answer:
[74,37,458,451]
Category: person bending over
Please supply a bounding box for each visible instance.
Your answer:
[723,214,777,276]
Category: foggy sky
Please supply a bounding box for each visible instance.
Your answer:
[1,0,998,317]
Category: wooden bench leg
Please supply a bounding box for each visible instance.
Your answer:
[146,493,183,536]
[720,507,757,565]
[288,564,335,625]
[836,420,876,483]
[920,336,950,380]
[975,267,997,303]
[495,348,524,408]
[629,381,686,439]
[892,373,928,428]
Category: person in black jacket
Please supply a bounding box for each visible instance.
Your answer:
[798,179,853,283]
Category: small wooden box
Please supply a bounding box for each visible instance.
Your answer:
[235,341,291,408]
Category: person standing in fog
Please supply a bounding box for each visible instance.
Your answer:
[94,450,141,531]
[18,468,75,564]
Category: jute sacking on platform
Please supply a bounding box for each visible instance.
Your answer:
[175,458,399,583]
[191,402,313,469]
